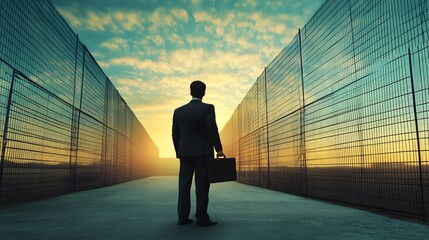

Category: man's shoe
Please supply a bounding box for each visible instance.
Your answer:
[196,219,217,227]
[178,219,193,225]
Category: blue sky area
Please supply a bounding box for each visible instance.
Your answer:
[51,0,324,157]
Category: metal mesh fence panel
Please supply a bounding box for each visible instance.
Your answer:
[221,0,429,220]
[0,0,158,203]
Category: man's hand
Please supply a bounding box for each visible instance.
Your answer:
[217,151,225,157]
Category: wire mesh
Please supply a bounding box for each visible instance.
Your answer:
[221,0,429,220]
[0,0,158,202]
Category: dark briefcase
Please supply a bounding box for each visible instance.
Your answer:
[207,156,237,183]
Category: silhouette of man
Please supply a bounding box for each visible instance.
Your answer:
[172,80,224,227]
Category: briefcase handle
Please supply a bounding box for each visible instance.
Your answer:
[216,154,227,160]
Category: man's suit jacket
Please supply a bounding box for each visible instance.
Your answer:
[172,99,222,158]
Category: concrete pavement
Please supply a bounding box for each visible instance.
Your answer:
[1,176,428,240]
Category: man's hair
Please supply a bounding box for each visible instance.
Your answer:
[190,80,206,98]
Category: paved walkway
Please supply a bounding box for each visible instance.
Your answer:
[0,176,428,240]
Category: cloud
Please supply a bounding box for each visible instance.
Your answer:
[103,48,264,78]
[236,37,254,49]
[169,33,185,45]
[149,35,165,46]
[248,13,288,34]
[259,46,284,59]
[149,9,176,29]
[192,9,302,49]
[57,8,81,26]
[86,11,115,31]
[235,0,258,7]
[148,8,188,32]
[101,38,128,50]
[108,57,175,74]
[114,11,144,31]
[171,8,188,22]
[191,0,202,7]
[57,9,144,32]
[136,47,168,58]
[194,11,235,35]
[186,35,209,45]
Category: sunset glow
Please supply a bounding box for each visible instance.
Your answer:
[51,0,324,157]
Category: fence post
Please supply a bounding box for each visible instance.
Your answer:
[102,83,109,185]
[408,48,425,221]
[264,68,271,188]
[0,70,16,199]
[347,0,365,205]
[69,34,79,192]
[70,46,86,191]
[257,77,262,185]
[298,28,308,195]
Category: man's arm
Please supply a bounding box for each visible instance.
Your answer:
[206,105,223,155]
[172,110,180,153]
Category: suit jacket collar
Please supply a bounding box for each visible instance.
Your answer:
[190,98,202,103]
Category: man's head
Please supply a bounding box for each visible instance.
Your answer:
[190,80,206,99]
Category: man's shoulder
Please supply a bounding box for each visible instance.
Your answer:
[201,102,213,107]
[176,101,213,109]
[175,104,187,111]
[198,102,215,111]
[174,103,193,115]
[175,102,193,110]
[174,102,214,113]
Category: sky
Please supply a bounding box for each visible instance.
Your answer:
[51,0,324,157]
